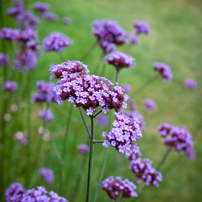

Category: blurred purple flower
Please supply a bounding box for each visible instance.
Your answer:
[128,33,140,44]
[144,98,157,111]
[43,32,72,53]
[42,12,59,21]
[38,167,54,184]
[157,122,173,137]
[63,17,72,25]
[128,150,142,161]
[97,115,109,127]
[0,27,20,42]
[6,1,24,16]
[34,2,50,13]
[0,53,10,67]
[3,81,18,93]
[39,109,54,122]
[77,144,89,154]
[121,84,131,94]
[18,28,38,42]
[128,100,137,111]
[133,21,151,35]
[184,78,197,90]
[153,62,173,82]
[18,137,27,145]
[101,176,138,200]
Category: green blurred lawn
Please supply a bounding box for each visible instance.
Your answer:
[1,0,202,201]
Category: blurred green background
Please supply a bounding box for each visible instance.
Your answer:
[1,0,202,201]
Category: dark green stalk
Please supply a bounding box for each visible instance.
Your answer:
[79,107,91,138]
[115,69,120,83]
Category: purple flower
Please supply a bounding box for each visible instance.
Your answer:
[34,2,50,13]
[128,150,142,161]
[5,182,25,202]
[101,176,138,200]
[129,158,163,187]
[157,122,173,137]
[38,167,54,184]
[3,81,18,93]
[18,137,27,145]
[184,78,197,90]
[128,33,140,44]
[6,1,24,16]
[63,17,72,25]
[18,28,38,42]
[160,125,195,160]
[133,21,151,35]
[102,112,142,157]
[128,100,137,111]
[0,53,10,67]
[105,52,135,71]
[38,109,54,122]
[0,28,20,42]
[153,62,173,82]
[144,98,157,111]
[42,12,59,21]
[43,32,72,53]
[77,144,89,154]
[97,115,109,127]
[14,49,37,72]
[121,84,131,94]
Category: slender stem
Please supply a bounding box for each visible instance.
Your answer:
[92,140,104,143]
[156,146,172,170]
[93,110,102,118]
[59,53,65,62]
[134,74,159,96]
[94,52,104,75]
[80,41,97,62]
[79,107,91,138]
[115,69,120,83]
[86,116,94,202]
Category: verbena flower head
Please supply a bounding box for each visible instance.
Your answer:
[160,125,195,160]
[102,112,142,157]
[184,78,197,90]
[77,144,89,154]
[38,168,54,184]
[153,62,173,82]
[3,81,18,93]
[144,98,157,111]
[43,32,72,53]
[34,2,50,13]
[63,17,72,25]
[32,80,59,103]
[42,12,59,21]
[97,114,109,127]
[105,52,135,71]
[128,33,140,44]
[121,84,131,94]
[49,61,89,80]
[101,176,138,200]
[133,21,151,34]
[0,28,20,42]
[18,137,27,145]
[128,150,142,161]
[39,109,54,122]
[5,182,25,202]
[18,28,38,42]
[6,1,24,17]
[129,158,163,187]
[14,49,37,72]
[0,53,10,67]
[157,122,173,137]
[92,19,127,53]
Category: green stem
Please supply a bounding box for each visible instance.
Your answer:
[79,107,91,138]
[80,41,97,62]
[115,69,120,83]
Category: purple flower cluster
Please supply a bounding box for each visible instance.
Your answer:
[184,78,197,90]
[104,52,135,71]
[144,98,157,111]
[0,53,10,67]
[52,61,129,116]
[129,158,163,187]
[128,33,140,44]
[92,19,127,53]
[34,2,50,13]
[43,32,72,53]
[158,124,195,160]
[97,114,109,127]
[63,17,72,25]
[39,109,54,122]
[42,12,59,21]
[128,150,142,161]
[153,62,173,82]
[133,21,151,35]
[0,28,20,42]
[2,81,18,93]
[101,176,138,200]
[38,167,54,184]
[5,182,25,202]
[77,144,89,154]
[32,80,59,103]
[102,112,142,157]
[6,1,24,17]
[157,122,173,137]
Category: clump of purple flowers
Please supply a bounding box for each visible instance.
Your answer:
[92,19,127,53]
[3,81,18,93]
[129,158,163,187]
[153,62,173,82]
[63,17,72,25]
[102,112,142,157]
[5,182,25,202]
[0,53,10,67]
[39,109,54,122]
[100,176,138,200]
[97,114,109,127]
[184,78,197,90]
[33,2,50,13]
[128,33,140,44]
[105,51,135,71]
[144,98,157,111]
[38,167,54,184]
[133,21,151,35]
[52,61,129,116]
[42,12,59,21]
[128,150,142,161]
[6,0,24,17]
[0,28,20,42]
[158,123,195,160]
[43,32,72,53]
[157,122,173,137]
[77,144,89,154]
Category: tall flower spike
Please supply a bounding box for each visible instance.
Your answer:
[102,112,142,157]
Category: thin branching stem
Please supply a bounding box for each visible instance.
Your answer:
[92,140,104,143]
[79,107,91,138]
[93,110,102,118]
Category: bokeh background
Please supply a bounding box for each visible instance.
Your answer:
[1,0,202,201]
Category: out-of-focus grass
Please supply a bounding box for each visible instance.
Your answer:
[1,0,202,201]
